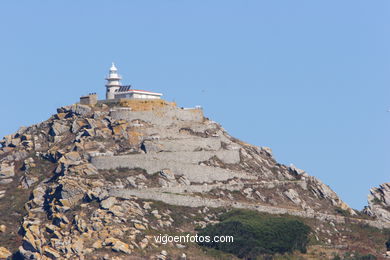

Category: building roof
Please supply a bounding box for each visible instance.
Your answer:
[115,85,162,96]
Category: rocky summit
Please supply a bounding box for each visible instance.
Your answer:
[0,98,389,259]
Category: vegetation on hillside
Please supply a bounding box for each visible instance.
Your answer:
[197,209,311,259]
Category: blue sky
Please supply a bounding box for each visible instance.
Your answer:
[0,1,389,209]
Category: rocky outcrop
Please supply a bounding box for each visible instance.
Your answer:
[0,161,14,184]
[307,176,356,215]
[364,183,390,222]
[50,121,70,136]
[0,98,386,259]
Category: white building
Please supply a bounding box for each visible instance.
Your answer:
[105,63,122,100]
[105,63,162,100]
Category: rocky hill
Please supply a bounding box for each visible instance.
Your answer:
[365,183,390,222]
[0,99,389,259]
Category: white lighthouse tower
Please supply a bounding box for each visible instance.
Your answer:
[105,63,122,100]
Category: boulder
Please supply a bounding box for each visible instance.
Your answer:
[100,197,117,210]
[104,238,132,254]
[55,112,67,120]
[19,175,38,189]
[71,104,92,116]
[57,151,82,168]
[43,246,61,259]
[261,146,273,156]
[289,164,306,175]
[0,163,15,179]
[126,177,137,188]
[31,186,46,207]
[134,223,146,230]
[4,149,28,161]
[50,122,70,136]
[83,163,98,175]
[71,119,87,134]
[59,179,86,206]
[158,169,177,187]
[10,137,21,147]
[63,151,81,162]
[56,106,71,114]
[22,157,36,171]
[159,169,175,181]
[0,247,11,259]
[284,189,302,205]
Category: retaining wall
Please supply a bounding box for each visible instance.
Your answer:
[110,107,203,126]
[109,188,390,229]
[91,155,254,183]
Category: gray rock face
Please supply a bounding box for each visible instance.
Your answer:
[100,197,117,209]
[308,176,356,215]
[59,180,86,206]
[284,189,302,205]
[365,183,390,222]
[289,164,306,175]
[50,122,70,136]
[0,163,14,179]
[73,104,92,116]
[58,104,92,117]
[19,175,38,189]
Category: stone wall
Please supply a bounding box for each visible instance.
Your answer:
[79,94,98,106]
[91,154,254,183]
[92,150,240,167]
[142,138,222,153]
[109,188,390,229]
[110,107,203,126]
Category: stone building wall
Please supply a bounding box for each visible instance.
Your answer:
[79,94,98,106]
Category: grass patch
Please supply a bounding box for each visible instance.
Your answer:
[332,252,377,260]
[335,207,350,217]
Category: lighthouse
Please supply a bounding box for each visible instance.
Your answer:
[105,63,122,100]
[103,63,162,100]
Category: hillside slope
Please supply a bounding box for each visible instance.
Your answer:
[0,99,389,259]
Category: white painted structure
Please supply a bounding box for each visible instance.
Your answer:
[114,86,162,100]
[105,63,162,100]
[105,63,122,100]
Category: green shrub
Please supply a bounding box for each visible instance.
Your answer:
[335,207,350,216]
[386,237,390,251]
[197,209,311,259]
[372,197,382,205]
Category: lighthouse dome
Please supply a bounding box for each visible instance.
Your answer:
[110,62,118,72]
